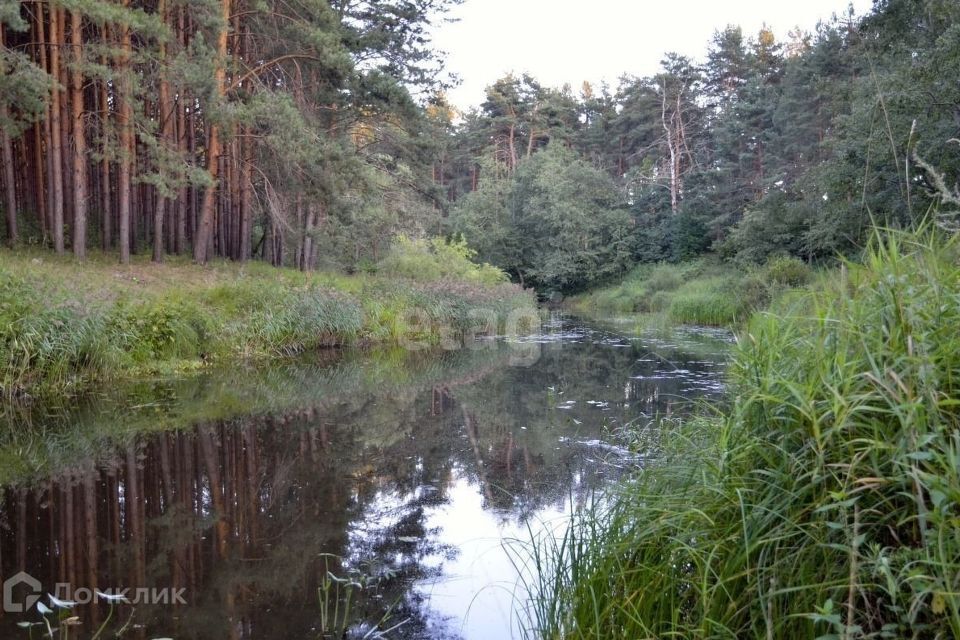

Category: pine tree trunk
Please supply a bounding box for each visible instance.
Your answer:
[176,98,187,254]
[153,0,173,263]
[58,8,72,235]
[118,4,133,264]
[0,27,17,246]
[49,7,66,253]
[193,0,230,264]
[239,127,252,261]
[1,126,17,247]
[32,122,47,240]
[175,7,188,254]
[37,4,54,245]
[302,203,314,272]
[99,59,112,250]
[71,9,88,259]
[661,89,679,215]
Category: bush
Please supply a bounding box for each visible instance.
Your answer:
[764,254,811,287]
[106,298,218,363]
[645,290,672,313]
[378,235,509,286]
[736,273,772,312]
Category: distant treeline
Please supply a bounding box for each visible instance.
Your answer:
[441,0,960,292]
[1,0,958,293]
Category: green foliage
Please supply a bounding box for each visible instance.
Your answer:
[106,298,217,363]
[723,193,814,262]
[526,229,960,639]
[644,264,684,293]
[0,47,51,137]
[441,1,960,279]
[377,235,508,286]
[451,144,633,293]
[736,272,773,311]
[245,290,363,356]
[764,254,811,287]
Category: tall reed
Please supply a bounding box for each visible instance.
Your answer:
[525,228,960,639]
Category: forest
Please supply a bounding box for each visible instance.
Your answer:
[0,0,462,267]
[0,0,957,292]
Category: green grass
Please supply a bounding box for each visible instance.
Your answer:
[569,256,811,327]
[0,248,534,397]
[523,228,960,639]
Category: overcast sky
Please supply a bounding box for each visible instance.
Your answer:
[430,0,875,111]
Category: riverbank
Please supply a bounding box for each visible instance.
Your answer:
[527,229,960,638]
[0,248,535,397]
[568,255,811,326]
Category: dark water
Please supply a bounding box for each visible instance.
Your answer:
[0,316,731,639]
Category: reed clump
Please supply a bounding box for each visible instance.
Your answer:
[525,228,960,639]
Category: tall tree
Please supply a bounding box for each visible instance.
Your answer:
[70,7,87,258]
[117,0,133,263]
[192,0,229,265]
[48,4,65,253]
[0,27,18,246]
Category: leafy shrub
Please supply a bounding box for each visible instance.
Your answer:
[378,236,509,286]
[736,273,772,312]
[646,290,672,313]
[106,299,217,363]
[764,255,811,287]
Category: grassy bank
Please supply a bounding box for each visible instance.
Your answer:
[569,255,811,326]
[0,246,534,397]
[526,229,960,638]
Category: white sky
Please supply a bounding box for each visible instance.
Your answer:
[431,0,875,111]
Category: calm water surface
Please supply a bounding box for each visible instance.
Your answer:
[0,316,731,639]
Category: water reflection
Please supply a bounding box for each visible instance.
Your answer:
[0,317,730,639]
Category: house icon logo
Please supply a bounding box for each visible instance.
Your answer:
[3,571,42,613]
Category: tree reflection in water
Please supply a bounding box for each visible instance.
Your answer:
[0,318,730,639]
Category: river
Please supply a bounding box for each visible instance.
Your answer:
[0,315,731,639]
